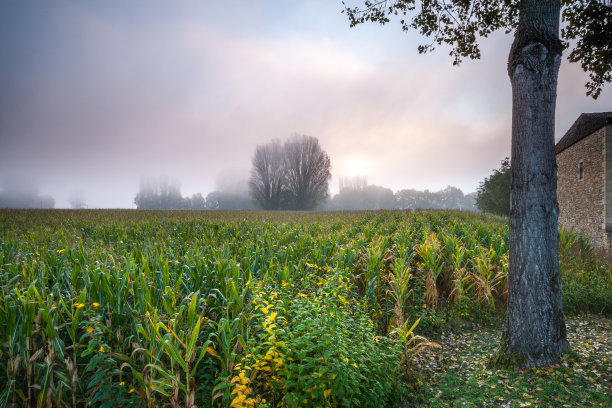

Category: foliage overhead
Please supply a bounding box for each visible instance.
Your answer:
[562,0,612,98]
[343,0,611,98]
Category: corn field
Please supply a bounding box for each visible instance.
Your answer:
[0,209,595,407]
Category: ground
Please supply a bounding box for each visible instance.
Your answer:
[411,315,611,407]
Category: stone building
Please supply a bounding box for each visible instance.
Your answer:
[555,112,612,255]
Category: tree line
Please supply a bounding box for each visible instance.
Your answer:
[133,177,258,210]
[133,134,498,212]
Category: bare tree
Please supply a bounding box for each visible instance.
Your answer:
[249,140,285,210]
[282,134,331,210]
[248,135,332,210]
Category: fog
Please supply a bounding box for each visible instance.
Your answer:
[0,175,55,209]
[1,1,611,208]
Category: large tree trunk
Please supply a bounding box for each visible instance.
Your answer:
[491,0,568,369]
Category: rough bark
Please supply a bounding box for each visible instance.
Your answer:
[491,0,568,369]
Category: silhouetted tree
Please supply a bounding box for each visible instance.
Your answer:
[282,134,332,210]
[249,140,285,210]
[248,135,332,210]
[476,158,511,216]
[343,0,611,368]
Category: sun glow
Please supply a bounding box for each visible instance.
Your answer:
[339,155,372,178]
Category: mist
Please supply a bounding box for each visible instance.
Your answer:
[1,1,610,208]
[0,176,55,209]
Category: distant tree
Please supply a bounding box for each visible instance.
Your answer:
[249,140,285,210]
[395,186,476,211]
[476,158,511,216]
[69,192,87,209]
[338,176,367,191]
[462,192,478,212]
[189,192,206,210]
[282,134,332,210]
[438,186,464,209]
[328,180,395,210]
[248,135,332,210]
[0,190,55,209]
[134,177,186,209]
[205,190,257,210]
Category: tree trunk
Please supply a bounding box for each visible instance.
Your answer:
[491,0,568,369]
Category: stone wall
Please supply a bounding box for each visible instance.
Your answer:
[556,126,607,252]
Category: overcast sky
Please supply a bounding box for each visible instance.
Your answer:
[1,1,610,208]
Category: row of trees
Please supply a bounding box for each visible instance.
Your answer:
[133,178,257,210]
[249,134,332,210]
[326,177,477,211]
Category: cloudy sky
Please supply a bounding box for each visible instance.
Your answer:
[1,1,610,208]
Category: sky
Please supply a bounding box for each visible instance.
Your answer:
[1,1,611,208]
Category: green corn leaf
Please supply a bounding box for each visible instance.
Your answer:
[186,316,201,364]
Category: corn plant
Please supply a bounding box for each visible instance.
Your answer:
[125,294,211,408]
[470,248,505,309]
[390,318,439,377]
[359,236,392,300]
[416,233,444,309]
[387,252,414,330]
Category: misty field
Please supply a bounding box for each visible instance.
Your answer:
[0,210,610,407]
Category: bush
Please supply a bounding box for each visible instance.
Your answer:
[229,271,402,408]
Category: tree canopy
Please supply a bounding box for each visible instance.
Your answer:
[476,158,511,216]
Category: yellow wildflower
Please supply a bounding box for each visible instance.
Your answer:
[86,327,94,333]
[269,312,278,322]
[56,249,65,254]
[92,302,100,308]
[119,381,125,386]
[128,388,135,393]
[99,346,106,353]
[74,303,85,309]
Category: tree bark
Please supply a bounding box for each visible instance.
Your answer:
[492,0,569,369]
